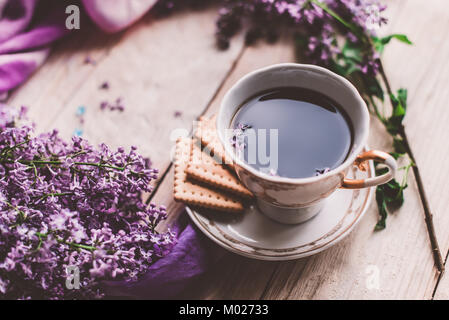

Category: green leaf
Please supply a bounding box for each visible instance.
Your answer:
[392,100,406,118]
[327,41,365,78]
[393,137,407,155]
[396,88,408,107]
[383,34,413,45]
[374,164,408,230]
[372,34,413,54]
[375,186,388,230]
[329,44,364,78]
[363,75,384,101]
[342,41,363,63]
[384,179,406,209]
[389,152,403,160]
[386,88,408,135]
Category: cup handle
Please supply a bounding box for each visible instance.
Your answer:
[341,150,397,189]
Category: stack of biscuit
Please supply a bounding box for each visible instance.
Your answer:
[173,115,253,213]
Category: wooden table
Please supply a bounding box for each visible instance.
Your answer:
[6,0,449,299]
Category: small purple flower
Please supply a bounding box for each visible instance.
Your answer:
[174,111,182,118]
[213,0,388,77]
[100,98,125,112]
[231,122,251,152]
[100,101,108,110]
[315,167,331,176]
[237,123,252,131]
[100,82,110,90]
[84,56,96,65]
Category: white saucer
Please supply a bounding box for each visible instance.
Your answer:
[186,160,374,261]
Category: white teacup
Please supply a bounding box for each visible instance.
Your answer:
[216,63,397,224]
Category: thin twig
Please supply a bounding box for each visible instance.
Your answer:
[379,60,445,273]
[399,126,444,273]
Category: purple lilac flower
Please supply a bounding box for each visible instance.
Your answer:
[339,0,387,32]
[211,0,387,74]
[99,98,125,112]
[315,167,331,176]
[231,122,251,152]
[0,104,175,299]
[83,56,96,65]
[153,1,388,74]
[174,111,182,118]
[100,101,108,110]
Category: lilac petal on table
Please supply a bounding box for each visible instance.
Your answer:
[82,0,158,33]
[103,213,225,299]
[0,0,37,43]
[0,48,50,93]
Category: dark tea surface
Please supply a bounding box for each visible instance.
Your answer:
[231,87,353,179]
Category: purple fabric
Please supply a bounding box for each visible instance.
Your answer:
[0,0,159,95]
[81,0,158,33]
[0,0,70,95]
[0,49,49,93]
[104,214,224,299]
[0,0,37,43]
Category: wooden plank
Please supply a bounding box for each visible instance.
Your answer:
[262,162,437,299]
[378,0,449,298]
[155,167,280,300]
[260,113,437,299]
[151,39,296,299]
[379,0,449,300]
[261,0,442,300]
[7,8,244,174]
[155,1,442,299]
[435,271,449,299]
[6,23,124,128]
[5,1,443,299]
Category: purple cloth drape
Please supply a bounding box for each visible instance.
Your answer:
[104,214,224,299]
[0,0,70,97]
[0,0,221,299]
[0,0,159,97]
[81,0,158,33]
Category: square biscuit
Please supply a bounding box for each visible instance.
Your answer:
[173,137,244,213]
[186,141,253,199]
[194,115,234,168]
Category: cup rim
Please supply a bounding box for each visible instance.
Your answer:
[217,63,370,185]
